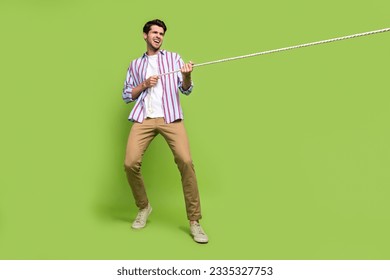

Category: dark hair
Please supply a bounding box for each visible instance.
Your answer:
[143,19,167,34]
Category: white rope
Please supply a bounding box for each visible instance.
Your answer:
[159,27,390,77]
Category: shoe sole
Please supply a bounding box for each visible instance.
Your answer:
[194,238,208,244]
[191,232,209,244]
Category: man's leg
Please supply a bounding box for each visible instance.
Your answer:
[158,119,202,221]
[124,119,157,210]
[158,119,208,243]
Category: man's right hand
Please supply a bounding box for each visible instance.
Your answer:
[143,75,159,88]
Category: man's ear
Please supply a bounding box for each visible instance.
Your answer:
[143,33,147,40]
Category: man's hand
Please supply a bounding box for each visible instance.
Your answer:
[181,61,194,78]
[181,61,193,91]
[143,75,159,88]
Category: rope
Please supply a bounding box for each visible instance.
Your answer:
[159,27,390,77]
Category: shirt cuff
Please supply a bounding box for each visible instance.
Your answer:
[179,82,194,95]
[122,91,133,103]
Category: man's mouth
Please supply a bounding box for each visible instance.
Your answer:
[153,39,160,44]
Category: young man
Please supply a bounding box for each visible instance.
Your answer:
[122,19,208,243]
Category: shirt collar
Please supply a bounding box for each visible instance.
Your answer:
[142,49,165,58]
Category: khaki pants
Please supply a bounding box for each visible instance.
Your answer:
[124,118,202,221]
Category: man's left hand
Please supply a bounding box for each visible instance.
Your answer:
[181,61,194,77]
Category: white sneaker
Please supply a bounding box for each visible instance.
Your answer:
[190,222,209,243]
[131,204,152,229]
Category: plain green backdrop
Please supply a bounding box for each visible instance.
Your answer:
[0,0,389,259]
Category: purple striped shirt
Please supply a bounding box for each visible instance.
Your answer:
[122,50,193,123]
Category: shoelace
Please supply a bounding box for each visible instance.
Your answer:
[192,223,206,235]
[134,208,149,223]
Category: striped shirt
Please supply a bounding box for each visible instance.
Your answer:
[122,50,193,123]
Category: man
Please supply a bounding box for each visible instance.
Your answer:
[122,19,208,244]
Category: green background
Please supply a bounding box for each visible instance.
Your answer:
[1,0,389,259]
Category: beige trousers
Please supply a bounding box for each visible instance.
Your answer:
[124,118,202,221]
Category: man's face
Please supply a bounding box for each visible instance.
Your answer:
[144,25,165,52]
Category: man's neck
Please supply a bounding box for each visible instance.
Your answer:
[146,48,160,56]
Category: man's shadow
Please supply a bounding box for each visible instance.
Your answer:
[93,103,136,224]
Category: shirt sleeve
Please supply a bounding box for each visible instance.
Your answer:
[177,55,194,95]
[122,63,135,103]
[178,80,194,95]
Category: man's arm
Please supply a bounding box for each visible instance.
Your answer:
[180,61,194,91]
[123,71,159,103]
[131,76,159,100]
